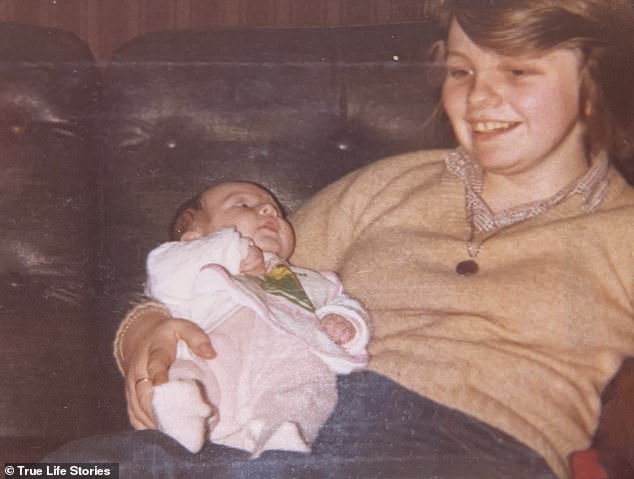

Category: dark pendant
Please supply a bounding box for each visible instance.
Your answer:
[456,259,479,275]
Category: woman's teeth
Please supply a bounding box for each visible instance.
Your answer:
[472,121,515,133]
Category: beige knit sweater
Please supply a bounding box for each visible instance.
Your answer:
[290,149,634,479]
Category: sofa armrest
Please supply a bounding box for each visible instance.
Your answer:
[593,357,634,479]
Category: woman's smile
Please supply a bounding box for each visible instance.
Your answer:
[471,120,519,135]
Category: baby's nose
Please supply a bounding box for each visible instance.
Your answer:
[259,203,278,216]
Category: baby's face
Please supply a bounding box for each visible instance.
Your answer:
[199,182,295,259]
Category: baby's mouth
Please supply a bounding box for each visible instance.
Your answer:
[259,219,279,234]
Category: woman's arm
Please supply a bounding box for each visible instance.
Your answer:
[114,302,216,429]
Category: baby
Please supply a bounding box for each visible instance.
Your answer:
[145,181,369,457]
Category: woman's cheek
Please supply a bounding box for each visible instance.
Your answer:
[442,82,465,121]
[442,98,470,148]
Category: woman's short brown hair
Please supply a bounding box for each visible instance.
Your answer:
[427,0,634,160]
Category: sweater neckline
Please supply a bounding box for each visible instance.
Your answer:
[443,148,612,233]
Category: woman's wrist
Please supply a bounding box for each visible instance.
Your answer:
[113,301,170,375]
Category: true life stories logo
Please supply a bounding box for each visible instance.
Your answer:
[4,464,118,479]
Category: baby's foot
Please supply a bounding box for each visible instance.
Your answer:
[152,380,215,453]
[250,420,310,458]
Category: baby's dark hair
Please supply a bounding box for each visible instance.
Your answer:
[168,193,204,241]
[168,181,288,241]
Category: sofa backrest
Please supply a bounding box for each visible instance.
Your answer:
[0,22,100,444]
[97,24,451,288]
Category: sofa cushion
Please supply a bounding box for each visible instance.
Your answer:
[0,22,100,455]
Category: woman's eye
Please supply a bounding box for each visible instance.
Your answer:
[505,64,538,78]
[446,67,472,80]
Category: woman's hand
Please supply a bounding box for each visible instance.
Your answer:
[120,309,215,430]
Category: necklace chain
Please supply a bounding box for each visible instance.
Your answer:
[466,236,481,258]
[466,212,482,259]
[455,212,482,275]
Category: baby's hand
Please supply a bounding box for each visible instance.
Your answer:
[320,314,355,346]
[240,243,266,275]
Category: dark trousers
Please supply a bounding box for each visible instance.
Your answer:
[44,371,557,479]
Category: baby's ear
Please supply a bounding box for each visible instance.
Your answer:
[170,207,200,241]
[181,230,202,241]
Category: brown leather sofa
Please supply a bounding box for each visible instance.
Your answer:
[0,21,632,477]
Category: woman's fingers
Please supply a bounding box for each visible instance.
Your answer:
[125,373,156,429]
[134,376,157,428]
[128,414,147,431]
[147,346,173,386]
[126,339,171,428]
[175,318,216,359]
[122,317,215,431]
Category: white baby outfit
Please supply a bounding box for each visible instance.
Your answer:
[145,228,369,456]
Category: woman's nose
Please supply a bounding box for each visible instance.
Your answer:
[467,73,501,109]
[258,203,278,216]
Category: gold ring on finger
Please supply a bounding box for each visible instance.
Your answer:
[135,377,152,388]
